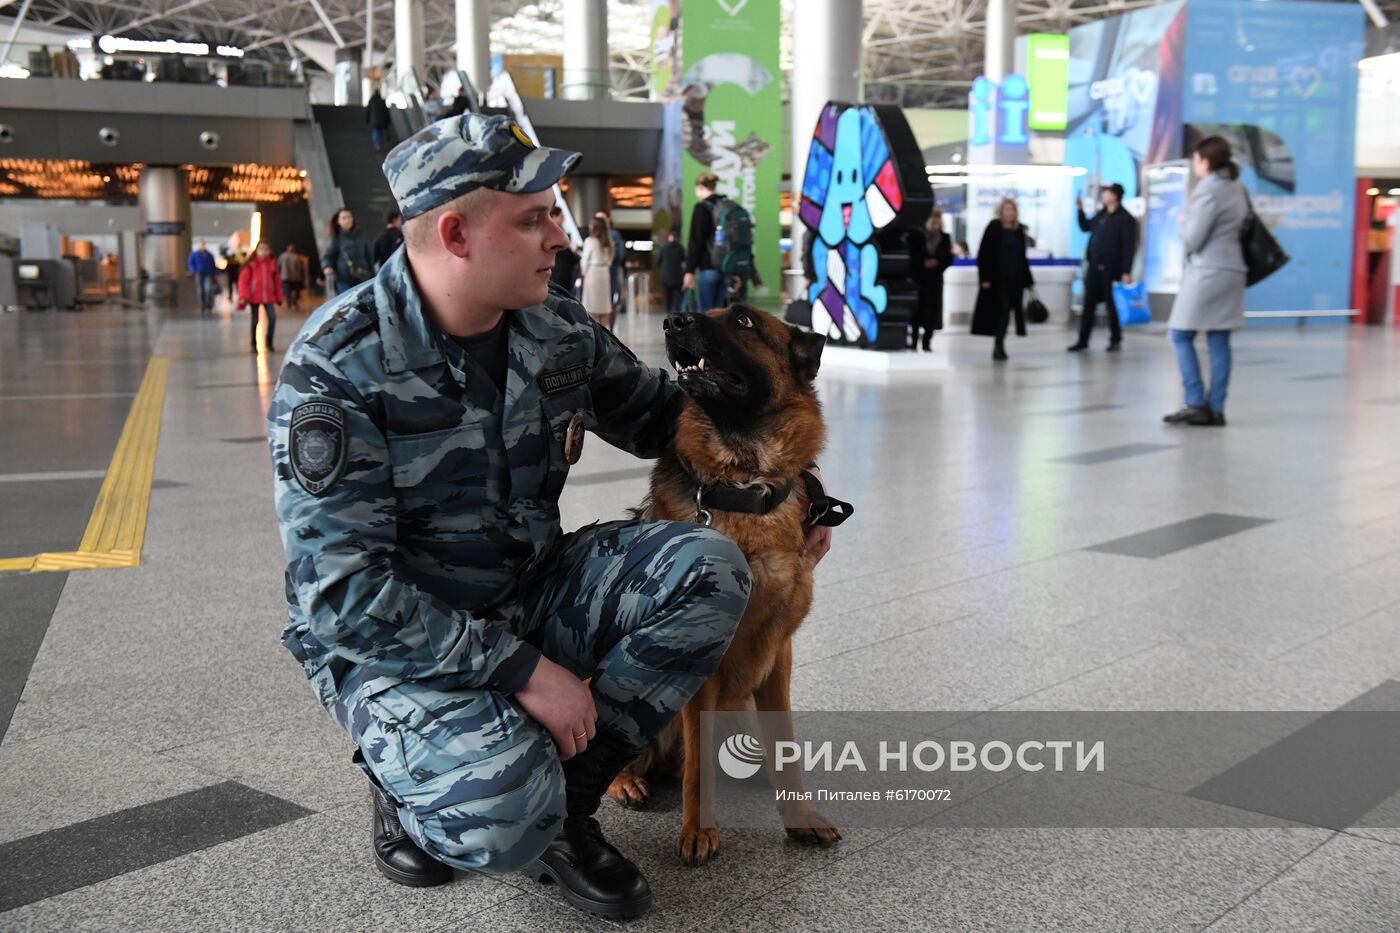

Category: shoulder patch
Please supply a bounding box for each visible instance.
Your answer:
[306,298,377,358]
[289,401,348,496]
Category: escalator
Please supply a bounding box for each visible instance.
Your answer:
[309,104,400,231]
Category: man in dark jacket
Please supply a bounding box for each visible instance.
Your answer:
[683,172,725,311]
[1070,182,1138,352]
[657,229,685,314]
[372,209,404,269]
[548,205,581,295]
[366,88,391,152]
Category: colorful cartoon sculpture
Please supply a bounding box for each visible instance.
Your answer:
[799,102,933,348]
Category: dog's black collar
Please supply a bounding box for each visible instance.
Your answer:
[682,465,853,529]
[697,479,795,520]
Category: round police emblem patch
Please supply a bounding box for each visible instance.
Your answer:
[510,123,535,149]
[289,401,347,496]
[564,411,586,465]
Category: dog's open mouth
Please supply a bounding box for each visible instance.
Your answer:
[668,344,744,393]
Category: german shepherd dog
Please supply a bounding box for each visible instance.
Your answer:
[606,304,843,866]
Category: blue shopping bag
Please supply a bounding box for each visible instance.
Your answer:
[1112,281,1151,327]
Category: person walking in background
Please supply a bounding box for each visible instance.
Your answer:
[594,212,627,315]
[366,87,392,153]
[238,240,282,353]
[657,229,685,315]
[278,243,305,308]
[187,238,218,314]
[907,208,952,352]
[1069,181,1138,353]
[223,248,241,301]
[548,206,581,297]
[322,208,375,296]
[971,197,1034,362]
[581,217,615,330]
[373,209,405,269]
[1164,136,1249,427]
[683,172,725,311]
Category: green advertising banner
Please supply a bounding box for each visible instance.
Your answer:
[1026,33,1070,131]
[680,0,782,299]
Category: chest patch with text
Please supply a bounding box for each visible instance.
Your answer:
[540,365,588,395]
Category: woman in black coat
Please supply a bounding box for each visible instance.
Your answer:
[906,208,954,351]
[971,197,1034,361]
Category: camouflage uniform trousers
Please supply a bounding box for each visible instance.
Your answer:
[329,520,751,874]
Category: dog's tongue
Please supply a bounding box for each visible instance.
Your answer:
[842,203,852,227]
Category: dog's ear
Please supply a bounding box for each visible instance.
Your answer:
[790,328,825,382]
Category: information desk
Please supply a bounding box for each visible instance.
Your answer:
[944,259,1082,327]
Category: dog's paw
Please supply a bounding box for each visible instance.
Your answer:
[783,806,842,848]
[676,826,720,866]
[607,773,652,809]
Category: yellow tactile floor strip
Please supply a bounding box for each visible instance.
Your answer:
[1,356,168,574]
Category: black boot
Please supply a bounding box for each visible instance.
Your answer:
[1163,405,1212,425]
[371,786,453,887]
[523,737,652,920]
[992,339,1008,361]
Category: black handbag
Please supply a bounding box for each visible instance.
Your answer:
[1025,289,1049,325]
[1240,191,1289,287]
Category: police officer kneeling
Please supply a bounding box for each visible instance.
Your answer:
[268,115,754,919]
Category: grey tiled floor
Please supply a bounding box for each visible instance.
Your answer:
[2,302,1399,931]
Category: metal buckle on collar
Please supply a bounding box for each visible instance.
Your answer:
[695,486,713,527]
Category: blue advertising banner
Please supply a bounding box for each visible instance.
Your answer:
[1184,0,1363,313]
[1143,162,1189,294]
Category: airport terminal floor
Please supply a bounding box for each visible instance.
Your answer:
[2,297,1400,932]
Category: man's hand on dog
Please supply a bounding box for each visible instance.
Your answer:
[516,657,596,760]
[801,466,833,564]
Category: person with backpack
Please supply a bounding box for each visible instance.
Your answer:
[683,173,726,311]
[683,173,756,311]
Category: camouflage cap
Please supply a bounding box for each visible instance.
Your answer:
[383,113,581,220]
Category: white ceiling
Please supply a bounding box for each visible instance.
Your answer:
[3,0,1384,106]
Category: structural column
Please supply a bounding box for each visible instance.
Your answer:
[566,176,608,232]
[138,166,191,306]
[455,0,491,101]
[561,0,608,101]
[395,0,425,91]
[984,0,1015,82]
[362,0,377,103]
[335,45,363,106]
[789,0,862,271]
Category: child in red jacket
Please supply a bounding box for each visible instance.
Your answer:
[238,240,282,352]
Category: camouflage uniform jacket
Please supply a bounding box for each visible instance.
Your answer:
[269,249,684,711]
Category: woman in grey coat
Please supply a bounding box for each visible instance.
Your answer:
[1164,136,1249,427]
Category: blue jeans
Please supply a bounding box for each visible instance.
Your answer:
[696,268,724,312]
[1170,328,1232,412]
[194,273,215,310]
[371,126,385,152]
[249,302,277,347]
